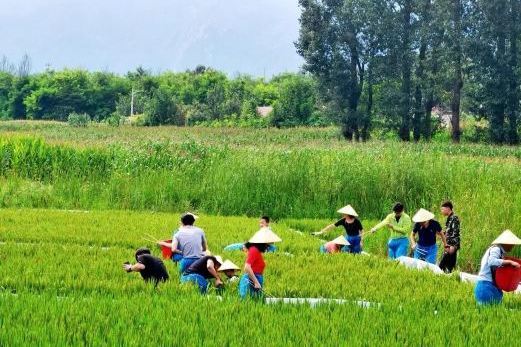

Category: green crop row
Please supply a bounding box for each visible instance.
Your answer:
[1,209,521,346]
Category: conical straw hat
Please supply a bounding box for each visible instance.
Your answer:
[248,227,282,244]
[337,205,358,217]
[412,208,435,223]
[492,230,521,245]
[218,260,240,272]
[332,235,350,246]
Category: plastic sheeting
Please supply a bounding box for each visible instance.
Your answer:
[396,256,444,275]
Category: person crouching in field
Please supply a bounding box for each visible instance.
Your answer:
[239,228,282,299]
[223,216,277,253]
[181,255,226,294]
[313,205,364,254]
[370,203,412,259]
[123,248,169,287]
[475,230,521,305]
[438,201,461,273]
[410,209,448,264]
[320,235,349,254]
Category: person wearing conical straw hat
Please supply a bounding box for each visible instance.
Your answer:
[475,230,521,305]
[180,255,225,294]
[370,202,412,259]
[218,259,241,283]
[239,227,282,299]
[223,216,277,253]
[320,235,350,254]
[410,208,448,264]
[313,205,364,254]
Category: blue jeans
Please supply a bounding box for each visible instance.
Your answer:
[475,280,503,305]
[239,273,264,299]
[388,237,409,259]
[341,235,361,254]
[179,257,199,274]
[319,245,327,254]
[181,274,209,294]
[172,254,183,263]
[414,244,437,264]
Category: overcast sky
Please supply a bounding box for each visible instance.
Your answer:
[0,0,303,76]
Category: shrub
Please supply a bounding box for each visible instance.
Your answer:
[67,112,91,127]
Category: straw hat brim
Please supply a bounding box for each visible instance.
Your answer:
[492,230,521,245]
[337,205,358,217]
[412,209,435,223]
[218,260,240,272]
[248,228,282,244]
[332,235,350,246]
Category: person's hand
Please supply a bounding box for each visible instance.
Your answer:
[387,223,395,230]
[123,264,132,272]
[312,231,321,236]
[157,241,167,247]
[411,243,417,250]
[370,228,376,233]
[507,260,521,268]
[215,278,223,286]
[254,281,262,290]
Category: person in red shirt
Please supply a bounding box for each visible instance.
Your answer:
[239,227,282,299]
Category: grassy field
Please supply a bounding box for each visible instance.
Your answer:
[1,121,521,345]
[1,208,521,346]
[1,122,521,270]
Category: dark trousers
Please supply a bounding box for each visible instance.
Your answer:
[439,250,458,273]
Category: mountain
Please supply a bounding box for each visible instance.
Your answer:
[0,0,303,76]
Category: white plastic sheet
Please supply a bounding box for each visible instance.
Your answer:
[396,256,445,275]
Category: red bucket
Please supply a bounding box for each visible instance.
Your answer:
[160,240,173,260]
[496,257,521,292]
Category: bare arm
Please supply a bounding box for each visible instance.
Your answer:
[123,263,146,272]
[171,238,181,254]
[312,224,335,236]
[207,260,223,285]
[410,231,417,249]
[438,231,448,248]
[244,263,261,289]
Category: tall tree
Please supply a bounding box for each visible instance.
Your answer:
[449,0,464,143]
[297,0,366,141]
[398,0,414,141]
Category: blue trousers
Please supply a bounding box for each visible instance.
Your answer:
[224,243,277,253]
[181,274,209,294]
[414,244,437,264]
[341,235,361,254]
[388,237,409,259]
[179,257,198,274]
[475,280,503,305]
[172,254,183,262]
[239,273,264,299]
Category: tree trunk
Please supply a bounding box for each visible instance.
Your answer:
[507,0,520,144]
[399,0,413,141]
[414,27,427,142]
[450,0,463,143]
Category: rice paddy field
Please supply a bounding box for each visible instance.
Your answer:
[1,121,521,345]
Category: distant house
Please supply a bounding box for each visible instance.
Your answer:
[256,106,273,118]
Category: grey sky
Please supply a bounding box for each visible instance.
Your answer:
[0,0,303,76]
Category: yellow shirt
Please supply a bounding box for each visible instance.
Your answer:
[373,212,412,239]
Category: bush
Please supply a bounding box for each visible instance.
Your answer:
[67,112,91,127]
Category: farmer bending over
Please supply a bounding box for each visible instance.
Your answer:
[123,247,169,286]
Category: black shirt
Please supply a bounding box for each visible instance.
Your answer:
[137,254,169,284]
[335,218,363,237]
[413,220,442,247]
[184,256,218,279]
